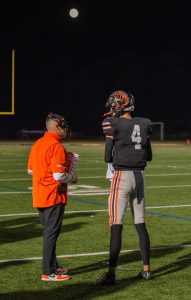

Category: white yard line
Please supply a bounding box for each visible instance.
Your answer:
[0,172,191,181]
[146,204,191,209]
[1,244,191,264]
[1,183,191,196]
[0,178,31,181]
[0,204,191,217]
[147,184,191,189]
[0,163,25,166]
[0,191,31,194]
[146,173,191,177]
[0,170,26,172]
[68,184,191,195]
[0,209,108,217]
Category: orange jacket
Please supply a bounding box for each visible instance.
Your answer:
[28,131,69,208]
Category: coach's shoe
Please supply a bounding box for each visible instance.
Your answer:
[96,272,116,285]
[138,269,153,280]
[41,273,71,282]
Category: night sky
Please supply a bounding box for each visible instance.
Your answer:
[0,1,190,139]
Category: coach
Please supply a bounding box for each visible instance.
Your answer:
[27,113,77,282]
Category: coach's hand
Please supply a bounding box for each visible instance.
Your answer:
[71,174,78,184]
[57,183,67,194]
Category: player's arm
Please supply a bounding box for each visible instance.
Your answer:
[102,118,115,163]
[105,137,114,163]
[146,136,152,161]
[145,119,153,162]
[146,118,153,161]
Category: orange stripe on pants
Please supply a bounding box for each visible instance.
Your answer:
[109,172,117,225]
[114,171,122,224]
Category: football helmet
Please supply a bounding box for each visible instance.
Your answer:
[104,90,135,117]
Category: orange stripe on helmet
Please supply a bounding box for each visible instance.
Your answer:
[114,90,129,108]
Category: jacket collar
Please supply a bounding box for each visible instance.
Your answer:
[44,131,62,141]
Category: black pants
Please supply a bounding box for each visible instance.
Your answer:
[38,203,65,275]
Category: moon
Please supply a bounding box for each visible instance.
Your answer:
[69,8,79,18]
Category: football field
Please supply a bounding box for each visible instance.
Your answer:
[0,141,191,300]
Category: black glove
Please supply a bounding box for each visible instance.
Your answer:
[57,183,67,194]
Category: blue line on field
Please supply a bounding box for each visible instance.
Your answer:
[146,211,191,221]
[0,185,28,192]
[69,197,107,207]
[70,197,191,221]
[1,186,190,222]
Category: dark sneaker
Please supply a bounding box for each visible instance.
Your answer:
[96,272,116,285]
[139,269,153,280]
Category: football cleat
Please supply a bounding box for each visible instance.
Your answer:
[96,272,116,285]
[138,269,153,280]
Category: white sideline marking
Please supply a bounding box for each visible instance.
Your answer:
[1,244,191,264]
[0,204,191,217]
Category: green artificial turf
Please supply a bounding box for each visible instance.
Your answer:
[0,141,191,299]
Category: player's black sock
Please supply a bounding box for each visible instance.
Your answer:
[109,224,123,267]
[135,223,150,265]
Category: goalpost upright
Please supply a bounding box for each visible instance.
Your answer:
[151,122,164,141]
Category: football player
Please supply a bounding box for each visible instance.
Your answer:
[96,90,153,285]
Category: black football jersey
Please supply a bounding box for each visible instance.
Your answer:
[102,116,152,170]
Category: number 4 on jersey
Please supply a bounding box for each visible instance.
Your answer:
[131,125,142,149]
